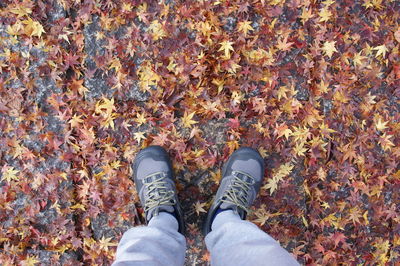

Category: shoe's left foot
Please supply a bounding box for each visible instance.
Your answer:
[132,145,185,234]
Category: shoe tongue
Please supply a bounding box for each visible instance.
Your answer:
[147,205,174,221]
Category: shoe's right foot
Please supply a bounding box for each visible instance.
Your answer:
[203,147,265,235]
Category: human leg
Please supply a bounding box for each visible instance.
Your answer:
[205,210,299,266]
[203,147,299,266]
[113,146,186,265]
[113,212,186,266]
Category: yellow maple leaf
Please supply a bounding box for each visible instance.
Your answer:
[21,255,39,266]
[133,132,146,144]
[167,59,177,72]
[108,58,122,72]
[218,40,234,58]
[99,236,117,252]
[198,21,212,37]
[373,44,388,58]
[194,201,207,215]
[262,163,293,195]
[10,6,32,18]
[322,41,337,58]
[181,111,198,128]
[277,85,289,100]
[212,78,225,94]
[138,62,160,91]
[300,7,313,24]
[69,114,84,128]
[375,118,388,131]
[378,133,395,151]
[22,18,45,38]
[135,112,147,126]
[319,7,332,22]
[7,23,22,36]
[294,142,308,157]
[95,97,116,116]
[258,147,268,158]
[148,20,166,40]
[228,62,241,74]
[70,203,86,211]
[1,166,19,183]
[237,21,254,36]
[318,80,330,94]
[363,0,384,10]
[122,2,133,12]
[353,51,367,66]
[231,91,244,105]
[252,204,282,226]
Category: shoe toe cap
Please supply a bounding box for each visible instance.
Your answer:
[228,148,265,181]
[133,146,173,180]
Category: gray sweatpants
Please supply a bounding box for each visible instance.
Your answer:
[113,210,299,266]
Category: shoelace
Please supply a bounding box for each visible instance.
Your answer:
[220,171,255,214]
[143,172,176,213]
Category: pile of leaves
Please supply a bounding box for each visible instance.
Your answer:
[0,0,399,264]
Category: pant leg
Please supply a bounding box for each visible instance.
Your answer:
[113,212,186,266]
[205,210,299,266]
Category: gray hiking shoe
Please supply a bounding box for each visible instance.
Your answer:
[132,146,185,234]
[203,147,265,235]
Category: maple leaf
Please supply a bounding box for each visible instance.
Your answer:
[277,85,290,100]
[231,91,244,105]
[1,165,19,183]
[10,6,32,18]
[69,114,84,128]
[138,62,160,91]
[252,97,267,114]
[218,40,234,58]
[353,51,367,67]
[63,52,80,70]
[252,204,282,226]
[194,201,207,215]
[227,61,241,74]
[274,123,292,140]
[373,44,388,58]
[318,80,330,94]
[227,117,240,129]
[21,255,40,266]
[276,36,294,51]
[70,79,89,96]
[95,97,116,115]
[378,133,395,151]
[98,236,117,252]
[122,2,133,12]
[237,21,254,36]
[22,18,45,37]
[148,20,167,40]
[212,78,225,94]
[181,111,198,128]
[294,142,308,157]
[322,41,337,58]
[300,7,313,24]
[108,58,122,72]
[135,112,147,126]
[189,126,202,139]
[319,7,332,22]
[375,118,388,131]
[263,163,293,195]
[133,131,146,144]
